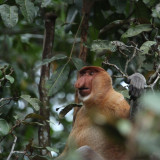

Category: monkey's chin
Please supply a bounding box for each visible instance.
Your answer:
[78,93,91,102]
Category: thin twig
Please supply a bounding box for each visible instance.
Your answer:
[0,97,13,103]
[102,60,128,78]
[13,151,26,154]
[148,64,160,85]
[113,75,125,78]
[142,32,149,41]
[118,48,129,58]
[0,97,19,108]
[124,45,137,74]
[147,73,160,90]
[0,120,21,143]
[7,135,17,160]
[124,42,142,53]
[0,97,13,108]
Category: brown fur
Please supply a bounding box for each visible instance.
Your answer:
[57,66,130,160]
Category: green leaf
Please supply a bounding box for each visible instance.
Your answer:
[122,24,152,38]
[0,4,18,28]
[152,4,160,18]
[21,95,40,111]
[46,146,59,153]
[46,65,70,96]
[25,113,46,121]
[0,119,10,136]
[38,54,67,67]
[91,40,117,53]
[5,75,14,84]
[15,0,37,23]
[140,41,156,55]
[22,121,44,126]
[72,57,85,70]
[41,0,51,8]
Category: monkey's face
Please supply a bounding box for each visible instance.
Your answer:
[75,69,94,97]
[74,66,104,100]
[75,66,112,102]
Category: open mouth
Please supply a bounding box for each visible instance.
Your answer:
[79,87,89,91]
[78,87,90,96]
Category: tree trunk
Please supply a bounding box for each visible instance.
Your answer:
[38,12,57,155]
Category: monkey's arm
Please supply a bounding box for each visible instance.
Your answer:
[127,73,146,119]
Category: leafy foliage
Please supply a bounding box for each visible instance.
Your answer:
[0,4,18,28]
[0,0,160,159]
[21,95,40,111]
[121,24,153,38]
[15,0,37,23]
[0,119,10,136]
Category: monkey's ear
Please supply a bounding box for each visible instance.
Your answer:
[127,73,146,99]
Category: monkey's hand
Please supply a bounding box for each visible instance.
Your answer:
[127,73,146,99]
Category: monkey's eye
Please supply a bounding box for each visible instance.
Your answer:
[89,71,94,75]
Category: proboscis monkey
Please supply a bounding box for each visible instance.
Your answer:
[56,66,131,160]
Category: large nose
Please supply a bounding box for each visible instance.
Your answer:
[74,76,85,89]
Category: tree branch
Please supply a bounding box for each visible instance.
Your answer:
[7,135,17,160]
[148,73,160,89]
[102,60,128,78]
[124,45,137,74]
[148,64,160,85]
[0,97,17,108]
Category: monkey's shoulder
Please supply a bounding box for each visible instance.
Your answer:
[104,90,130,118]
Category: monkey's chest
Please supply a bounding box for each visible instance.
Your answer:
[69,124,106,149]
[68,122,126,160]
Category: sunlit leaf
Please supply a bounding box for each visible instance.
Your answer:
[152,3,160,18]
[72,57,85,70]
[21,95,40,111]
[122,24,152,38]
[16,0,37,23]
[0,4,18,28]
[46,65,70,96]
[140,41,156,54]
[5,75,14,84]
[46,146,59,153]
[0,119,10,136]
[91,40,117,53]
